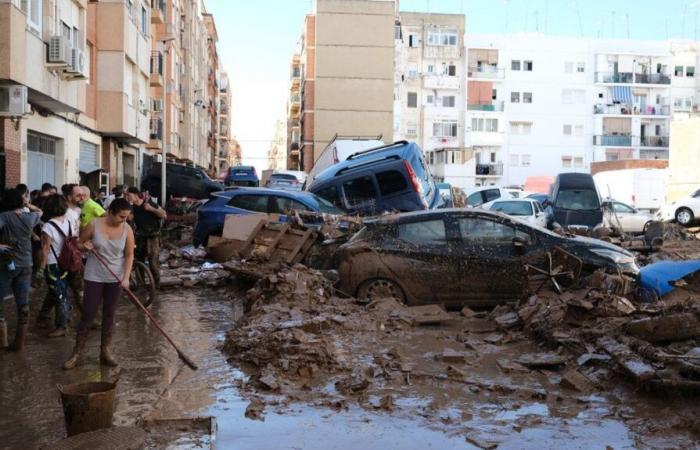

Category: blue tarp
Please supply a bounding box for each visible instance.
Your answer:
[638,260,700,297]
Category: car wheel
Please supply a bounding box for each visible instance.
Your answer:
[675,208,695,226]
[642,221,652,233]
[357,278,406,304]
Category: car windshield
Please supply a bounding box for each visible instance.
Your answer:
[554,189,600,211]
[491,201,533,216]
[309,194,344,214]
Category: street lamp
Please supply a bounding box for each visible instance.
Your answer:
[159,36,176,207]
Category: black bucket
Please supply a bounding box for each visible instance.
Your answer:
[57,381,117,437]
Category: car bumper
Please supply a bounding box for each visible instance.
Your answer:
[655,210,674,222]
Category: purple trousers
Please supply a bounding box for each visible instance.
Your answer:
[78,280,122,336]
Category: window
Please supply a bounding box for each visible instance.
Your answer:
[21,0,42,33]
[343,176,378,211]
[398,220,446,246]
[459,218,521,243]
[376,171,408,196]
[576,62,585,73]
[467,192,483,207]
[427,64,434,73]
[442,96,456,107]
[554,189,600,211]
[273,197,310,214]
[511,92,520,103]
[562,156,572,168]
[446,64,456,76]
[687,66,695,77]
[426,94,434,104]
[407,92,417,108]
[511,60,521,71]
[141,6,149,35]
[574,157,584,168]
[433,121,458,137]
[612,202,635,214]
[491,201,534,216]
[510,122,532,135]
[227,195,269,213]
[485,118,498,132]
[523,92,532,103]
[316,185,343,209]
[427,30,458,46]
[564,62,574,73]
[394,25,402,40]
[492,89,497,100]
[524,60,533,71]
[521,154,531,166]
[563,124,572,135]
[483,189,501,203]
[408,34,419,47]
[675,65,684,76]
[574,125,584,136]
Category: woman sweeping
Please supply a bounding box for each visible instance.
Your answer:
[63,198,134,369]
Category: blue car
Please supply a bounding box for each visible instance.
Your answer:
[193,187,342,246]
[307,141,444,216]
[225,165,259,187]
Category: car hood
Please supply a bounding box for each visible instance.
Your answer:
[567,235,633,255]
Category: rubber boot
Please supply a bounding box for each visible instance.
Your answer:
[100,333,118,367]
[0,319,8,349]
[9,306,29,351]
[62,333,88,370]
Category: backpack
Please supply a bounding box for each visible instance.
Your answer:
[48,220,83,273]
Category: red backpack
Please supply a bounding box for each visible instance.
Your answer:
[49,221,84,273]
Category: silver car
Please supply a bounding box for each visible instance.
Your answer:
[604,200,655,234]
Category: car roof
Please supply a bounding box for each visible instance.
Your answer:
[491,198,535,203]
[366,208,514,225]
[311,140,419,184]
[214,186,316,200]
[554,172,596,189]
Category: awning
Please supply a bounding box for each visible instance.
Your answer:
[612,86,633,103]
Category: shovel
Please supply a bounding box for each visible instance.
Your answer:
[90,249,198,370]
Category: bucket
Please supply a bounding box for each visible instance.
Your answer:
[57,381,117,437]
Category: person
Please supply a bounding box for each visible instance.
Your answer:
[61,184,84,311]
[29,190,40,205]
[38,194,75,338]
[79,186,105,229]
[0,188,42,350]
[126,187,166,287]
[15,184,30,212]
[96,187,107,207]
[103,185,126,210]
[63,198,135,369]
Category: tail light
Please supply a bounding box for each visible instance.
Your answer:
[403,160,423,194]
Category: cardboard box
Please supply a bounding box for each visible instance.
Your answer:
[206,236,245,262]
[222,214,268,241]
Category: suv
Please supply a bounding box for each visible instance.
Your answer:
[465,186,515,208]
[141,163,223,200]
[550,173,603,233]
[225,165,259,187]
[307,141,444,215]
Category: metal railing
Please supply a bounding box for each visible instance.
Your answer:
[639,135,669,147]
[593,135,633,146]
[594,72,671,85]
[149,118,163,140]
[467,101,505,112]
[467,65,505,79]
[593,104,670,116]
[476,163,503,176]
[150,52,163,75]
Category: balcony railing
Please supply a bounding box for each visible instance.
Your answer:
[594,72,671,85]
[593,134,633,146]
[149,118,163,140]
[476,163,503,176]
[593,104,670,116]
[467,101,505,112]
[640,135,669,148]
[423,74,460,90]
[151,0,165,24]
[467,65,505,79]
[150,52,163,76]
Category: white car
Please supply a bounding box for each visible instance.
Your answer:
[603,200,655,234]
[489,199,548,228]
[465,187,516,208]
[656,189,700,226]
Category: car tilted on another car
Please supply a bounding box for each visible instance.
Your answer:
[489,198,548,228]
[336,209,638,308]
[656,189,700,226]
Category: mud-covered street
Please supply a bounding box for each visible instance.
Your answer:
[2,275,700,449]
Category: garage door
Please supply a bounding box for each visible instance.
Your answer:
[27,131,56,191]
[79,139,100,174]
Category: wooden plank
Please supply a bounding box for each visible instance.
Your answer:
[286,229,313,263]
[263,224,290,258]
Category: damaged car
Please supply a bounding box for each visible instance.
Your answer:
[336,209,638,307]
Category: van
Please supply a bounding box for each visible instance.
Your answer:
[225,165,259,187]
[141,163,223,200]
[307,141,444,215]
[306,138,384,186]
[550,173,603,232]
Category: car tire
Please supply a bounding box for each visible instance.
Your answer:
[675,208,695,227]
[357,278,406,304]
[642,221,652,233]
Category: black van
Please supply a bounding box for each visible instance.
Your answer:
[549,173,603,232]
[141,163,223,200]
[306,141,444,215]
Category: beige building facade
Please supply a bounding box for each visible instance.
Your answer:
[668,114,700,202]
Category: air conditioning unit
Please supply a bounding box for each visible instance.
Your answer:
[0,85,29,117]
[65,48,88,79]
[47,35,71,65]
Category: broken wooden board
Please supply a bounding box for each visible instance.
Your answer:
[625,313,700,343]
[249,223,317,263]
[401,304,453,326]
[597,336,657,382]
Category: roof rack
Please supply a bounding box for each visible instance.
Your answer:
[335,155,401,176]
[346,140,409,161]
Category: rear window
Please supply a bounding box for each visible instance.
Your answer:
[271,174,297,181]
[376,170,408,196]
[398,219,446,245]
[467,192,483,207]
[555,189,600,211]
[227,195,268,212]
[316,185,344,209]
[483,189,501,203]
[491,201,533,216]
[343,176,378,211]
[310,195,344,214]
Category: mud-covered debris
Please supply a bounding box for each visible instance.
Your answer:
[370,394,394,411]
[335,372,370,395]
[464,319,499,334]
[625,313,700,343]
[560,369,595,393]
[597,336,657,382]
[403,304,453,326]
[460,306,476,318]
[516,352,567,369]
[440,348,467,363]
[259,374,280,391]
[465,432,499,450]
[483,333,505,345]
[496,358,529,374]
[245,398,265,421]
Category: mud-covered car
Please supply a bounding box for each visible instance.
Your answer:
[336,209,638,308]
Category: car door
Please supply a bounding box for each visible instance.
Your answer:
[533,201,548,228]
[391,217,461,303]
[612,201,640,232]
[455,216,530,305]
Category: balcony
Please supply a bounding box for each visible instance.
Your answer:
[594,72,671,85]
[147,118,163,150]
[467,101,505,112]
[593,135,633,146]
[640,135,669,148]
[289,93,301,117]
[151,0,165,24]
[467,65,505,80]
[423,74,460,90]
[476,163,503,177]
[593,104,670,116]
[424,45,461,59]
[150,52,164,86]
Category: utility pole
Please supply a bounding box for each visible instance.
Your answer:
[159,36,175,207]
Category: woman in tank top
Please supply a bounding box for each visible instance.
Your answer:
[63,198,134,370]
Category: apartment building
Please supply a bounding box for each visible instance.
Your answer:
[393,11,468,187]
[229,137,242,167]
[216,71,231,177]
[287,53,301,170]
[268,119,287,170]
[287,0,395,172]
[668,113,700,202]
[202,11,219,175]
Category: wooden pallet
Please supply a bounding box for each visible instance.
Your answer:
[248,223,317,263]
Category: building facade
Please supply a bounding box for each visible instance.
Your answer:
[267,119,287,171]
[216,71,231,177]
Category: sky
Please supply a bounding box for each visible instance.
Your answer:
[206,0,696,172]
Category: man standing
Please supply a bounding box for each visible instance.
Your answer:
[79,186,105,229]
[126,187,166,287]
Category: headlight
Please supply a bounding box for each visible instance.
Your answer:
[590,248,635,264]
